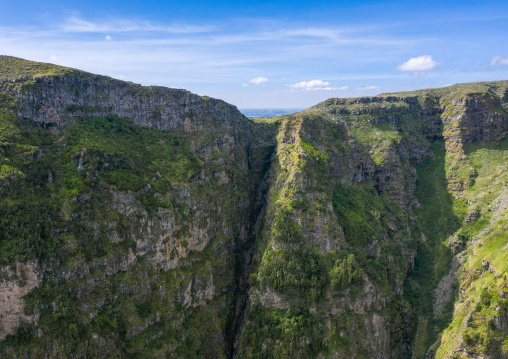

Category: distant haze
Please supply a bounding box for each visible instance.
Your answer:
[239,108,304,118]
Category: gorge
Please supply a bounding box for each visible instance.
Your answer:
[0,56,507,358]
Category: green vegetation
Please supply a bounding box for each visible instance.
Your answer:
[0,112,201,266]
[237,305,326,358]
[257,244,326,299]
[404,140,461,356]
[434,137,508,358]
[329,253,361,291]
[257,207,326,301]
[66,114,201,188]
[332,184,384,247]
[0,55,73,80]
[270,207,302,244]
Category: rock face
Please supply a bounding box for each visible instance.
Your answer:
[0,262,40,339]
[0,56,508,358]
[0,56,274,358]
[0,61,245,134]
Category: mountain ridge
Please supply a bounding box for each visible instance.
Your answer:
[0,56,507,358]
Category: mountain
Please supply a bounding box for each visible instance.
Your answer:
[0,56,507,358]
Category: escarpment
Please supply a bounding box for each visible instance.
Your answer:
[0,56,274,357]
[0,57,246,134]
[1,56,508,358]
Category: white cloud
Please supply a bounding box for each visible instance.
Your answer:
[337,86,349,90]
[289,80,335,90]
[249,77,268,85]
[105,35,112,41]
[489,55,508,66]
[359,85,380,90]
[395,55,437,72]
[242,84,249,87]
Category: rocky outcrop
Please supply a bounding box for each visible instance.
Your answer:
[1,71,246,135]
[0,261,40,339]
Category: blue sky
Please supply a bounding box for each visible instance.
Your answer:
[1,0,508,108]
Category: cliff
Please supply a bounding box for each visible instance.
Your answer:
[238,82,508,358]
[0,56,274,357]
[0,56,507,358]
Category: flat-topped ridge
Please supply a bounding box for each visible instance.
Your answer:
[305,80,508,113]
[0,56,248,135]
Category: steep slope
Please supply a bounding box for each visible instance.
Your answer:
[0,56,275,358]
[238,82,508,358]
[430,138,508,358]
[1,56,508,358]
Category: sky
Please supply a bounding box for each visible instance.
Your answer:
[1,0,508,108]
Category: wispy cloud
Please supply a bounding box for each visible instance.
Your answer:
[358,85,380,90]
[395,55,437,72]
[249,77,268,85]
[282,28,342,40]
[489,55,508,66]
[60,16,215,34]
[289,80,347,91]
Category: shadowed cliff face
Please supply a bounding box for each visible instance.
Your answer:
[0,56,508,358]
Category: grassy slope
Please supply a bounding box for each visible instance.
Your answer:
[0,56,74,80]
[435,138,508,358]
[405,140,461,357]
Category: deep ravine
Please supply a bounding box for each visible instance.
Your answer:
[229,141,277,358]
[1,56,508,359]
